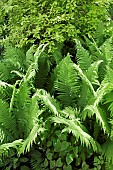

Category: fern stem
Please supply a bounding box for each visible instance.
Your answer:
[73,64,96,97]
[9,80,19,113]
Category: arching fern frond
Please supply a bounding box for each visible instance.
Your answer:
[83,105,110,135]
[102,140,113,164]
[0,139,22,158]
[73,64,96,96]
[36,89,60,116]
[18,124,44,156]
[51,116,98,152]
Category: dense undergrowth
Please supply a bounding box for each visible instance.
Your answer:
[1,0,113,170]
[1,26,113,169]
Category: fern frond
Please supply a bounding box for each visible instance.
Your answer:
[0,139,22,158]
[83,105,110,134]
[54,54,80,106]
[100,37,113,65]
[36,89,60,116]
[0,61,9,81]
[75,39,92,71]
[14,82,31,138]
[4,45,26,71]
[51,116,98,151]
[18,124,44,156]
[102,140,113,164]
[73,64,96,96]
[0,99,18,143]
[35,51,51,89]
[93,22,105,47]
[26,45,35,68]
[86,60,103,86]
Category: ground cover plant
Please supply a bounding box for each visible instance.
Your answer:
[1,26,113,169]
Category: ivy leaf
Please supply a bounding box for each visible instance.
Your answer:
[56,158,63,167]
[66,153,73,165]
[63,165,72,170]
[60,141,69,151]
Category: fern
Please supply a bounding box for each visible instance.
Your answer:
[18,124,43,156]
[75,39,92,71]
[83,105,110,134]
[102,140,113,164]
[0,99,18,143]
[54,54,80,106]
[51,116,98,152]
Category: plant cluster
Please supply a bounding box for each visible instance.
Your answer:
[1,25,113,169]
[0,0,112,49]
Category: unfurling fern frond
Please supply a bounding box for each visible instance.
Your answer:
[54,54,80,106]
[51,116,98,152]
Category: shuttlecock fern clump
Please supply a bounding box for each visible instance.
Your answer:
[1,32,113,169]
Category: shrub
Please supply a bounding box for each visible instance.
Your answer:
[0,0,112,49]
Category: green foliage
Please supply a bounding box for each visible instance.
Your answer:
[0,0,112,48]
[1,27,113,169]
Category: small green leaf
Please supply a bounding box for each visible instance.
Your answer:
[50,160,56,169]
[82,162,89,170]
[73,147,78,157]
[47,141,52,147]
[54,140,61,152]
[56,158,63,167]
[46,152,53,160]
[20,166,30,170]
[66,153,73,165]
[60,141,69,151]
[44,158,48,167]
[63,165,72,170]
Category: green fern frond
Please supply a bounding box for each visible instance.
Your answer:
[18,124,44,156]
[100,37,113,65]
[0,99,18,143]
[36,89,60,116]
[75,39,92,71]
[4,45,26,71]
[30,150,44,170]
[14,82,31,138]
[0,61,9,81]
[83,105,110,134]
[54,54,80,106]
[26,45,35,68]
[84,35,98,55]
[35,51,51,89]
[73,64,96,96]
[86,60,103,86]
[0,139,22,158]
[51,116,98,151]
[102,140,113,164]
[93,22,105,47]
